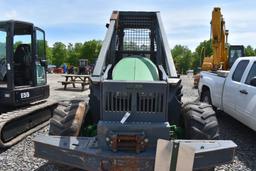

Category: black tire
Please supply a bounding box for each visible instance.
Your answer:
[49,100,87,136]
[48,100,87,171]
[168,83,183,125]
[182,102,219,140]
[176,84,183,102]
[200,90,212,105]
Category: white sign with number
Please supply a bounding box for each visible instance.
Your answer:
[20,92,30,99]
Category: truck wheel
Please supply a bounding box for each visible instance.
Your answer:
[49,100,88,136]
[200,90,212,104]
[182,102,219,139]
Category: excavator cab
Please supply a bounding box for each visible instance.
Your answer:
[0,20,49,106]
[228,45,245,68]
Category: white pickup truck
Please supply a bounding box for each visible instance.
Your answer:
[198,57,256,131]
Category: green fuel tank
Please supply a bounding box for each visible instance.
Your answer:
[112,56,159,81]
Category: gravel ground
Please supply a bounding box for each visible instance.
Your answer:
[0,74,255,171]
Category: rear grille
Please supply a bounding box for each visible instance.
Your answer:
[104,91,164,113]
[104,92,132,112]
[102,81,167,122]
[136,92,163,113]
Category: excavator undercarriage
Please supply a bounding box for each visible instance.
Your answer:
[0,100,57,147]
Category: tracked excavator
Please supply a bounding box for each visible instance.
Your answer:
[194,7,244,88]
[0,20,57,147]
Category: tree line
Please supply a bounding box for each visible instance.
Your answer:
[47,39,256,73]
[171,40,256,74]
[46,40,102,67]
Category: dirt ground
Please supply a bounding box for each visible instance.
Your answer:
[47,73,90,101]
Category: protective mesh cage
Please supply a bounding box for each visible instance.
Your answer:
[117,13,157,55]
[123,28,151,51]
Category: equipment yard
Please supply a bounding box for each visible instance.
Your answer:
[0,2,256,170]
[0,74,253,171]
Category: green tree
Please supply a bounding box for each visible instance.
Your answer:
[46,45,53,64]
[67,43,75,65]
[171,45,192,74]
[66,43,83,65]
[81,40,102,64]
[245,45,255,56]
[191,51,200,73]
[13,41,23,50]
[52,42,67,66]
[194,40,213,69]
[195,39,213,57]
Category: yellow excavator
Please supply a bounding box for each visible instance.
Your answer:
[194,7,244,87]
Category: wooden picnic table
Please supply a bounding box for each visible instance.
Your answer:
[59,74,91,90]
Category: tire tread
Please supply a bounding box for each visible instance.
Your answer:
[49,100,86,136]
[183,102,219,140]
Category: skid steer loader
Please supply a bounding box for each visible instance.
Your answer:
[34,11,236,170]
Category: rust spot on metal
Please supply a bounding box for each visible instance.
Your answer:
[100,158,139,171]
[108,131,147,153]
[111,11,119,20]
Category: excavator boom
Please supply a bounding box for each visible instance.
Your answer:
[194,7,244,88]
[211,7,229,70]
[202,7,229,71]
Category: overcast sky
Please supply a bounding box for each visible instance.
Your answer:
[1,0,256,50]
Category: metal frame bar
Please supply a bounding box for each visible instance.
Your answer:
[92,20,116,77]
[34,27,47,85]
[156,12,177,77]
[6,22,14,90]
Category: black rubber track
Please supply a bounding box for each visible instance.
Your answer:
[49,100,87,136]
[0,100,57,148]
[182,102,219,140]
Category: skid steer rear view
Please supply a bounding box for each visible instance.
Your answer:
[34,11,237,170]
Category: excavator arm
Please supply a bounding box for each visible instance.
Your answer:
[211,7,229,70]
[194,7,242,88]
[202,7,229,71]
